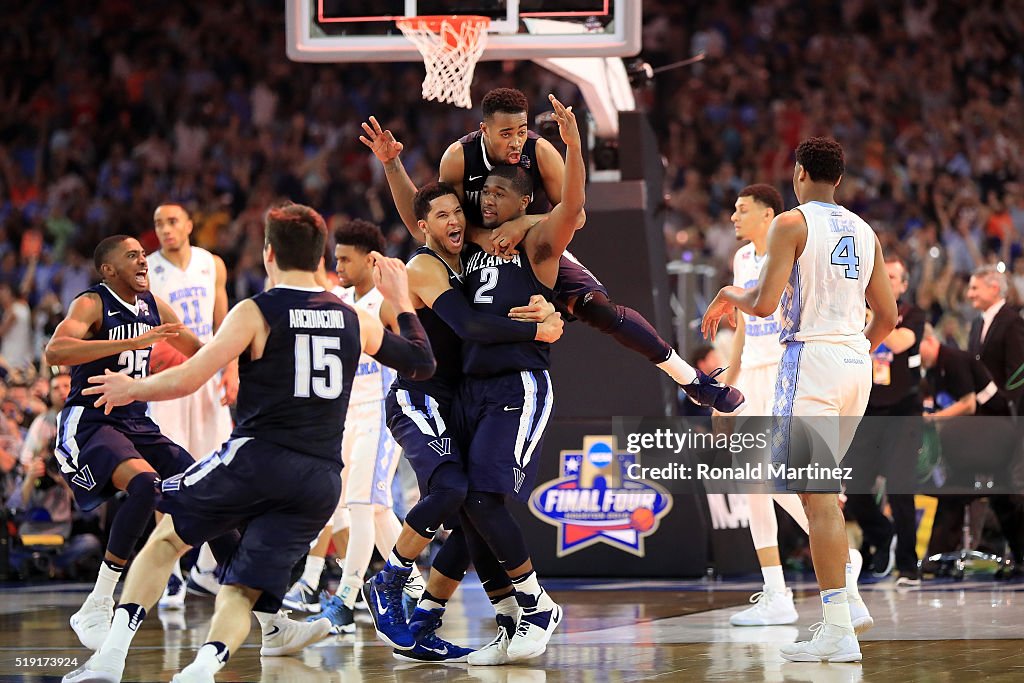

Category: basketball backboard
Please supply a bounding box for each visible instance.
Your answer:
[286,0,642,62]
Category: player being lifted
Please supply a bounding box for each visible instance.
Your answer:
[373,86,742,412]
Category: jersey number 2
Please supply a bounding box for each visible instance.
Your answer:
[830,236,860,279]
[474,267,499,304]
[294,334,343,399]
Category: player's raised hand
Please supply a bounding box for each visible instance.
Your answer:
[701,287,739,341]
[508,294,556,323]
[370,251,414,311]
[359,116,404,164]
[138,323,186,348]
[548,94,581,149]
[83,369,136,415]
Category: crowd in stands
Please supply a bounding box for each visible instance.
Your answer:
[2,0,1023,576]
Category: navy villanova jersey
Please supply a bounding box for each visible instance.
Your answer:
[232,286,360,463]
[395,246,463,403]
[461,243,553,376]
[459,129,548,225]
[65,284,162,420]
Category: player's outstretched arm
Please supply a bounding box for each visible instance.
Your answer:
[84,300,263,412]
[863,236,898,352]
[44,294,186,367]
[360,252,435,380]
[528,95,586,262]
[360,116,420,240]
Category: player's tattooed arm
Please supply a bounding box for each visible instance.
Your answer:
[45,293,185,366]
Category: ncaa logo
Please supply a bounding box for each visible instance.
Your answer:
[587,441,613,468]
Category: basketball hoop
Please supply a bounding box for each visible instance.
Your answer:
[396,15,490,109]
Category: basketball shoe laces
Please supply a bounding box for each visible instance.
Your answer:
[382,569,408,622]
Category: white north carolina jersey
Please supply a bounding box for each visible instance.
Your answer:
[147,247,218,342]
[334,286,395,406]
[733,243,783,369]
[779,201,875,348]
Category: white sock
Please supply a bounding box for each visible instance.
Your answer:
[657,350,698,384]
[102,605,144,653]
[338,574,363,609]
[820,588,853,629]
[195,544,218,574]
[511,571,542,601]
[187,642,228,674]
[761,565,786,593]
[494,594,520,618]
[301,555,326,588]
[846,552,862,601]
[90,562,124,601]
[169,561,183,582]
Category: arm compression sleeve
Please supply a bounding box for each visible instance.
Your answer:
[431,289,537,343]
[372,312,436,381]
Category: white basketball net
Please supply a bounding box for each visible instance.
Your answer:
[397,16,490,109]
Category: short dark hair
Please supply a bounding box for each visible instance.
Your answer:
[413,182,460,221]
[737,184,783,217]
[264,202,327,272]
[334,219,385,255]
[481,88,529,119]
[795,137,845,184]
[94,235,132,271]
[487,165,534,198]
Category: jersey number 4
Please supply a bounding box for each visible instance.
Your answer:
[830,236,860,279]
[294,334,344,399]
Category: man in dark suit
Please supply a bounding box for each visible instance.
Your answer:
[965,265,1024,578]
[967,265,1024,416]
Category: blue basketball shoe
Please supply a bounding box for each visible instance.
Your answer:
[393,608,474,663]
[682,367,745,413]
[363,565,415,650]
[306,592,355,635]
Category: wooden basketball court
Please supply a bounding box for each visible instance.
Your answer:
[3,575,1022,682]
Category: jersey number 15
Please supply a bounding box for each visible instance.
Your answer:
[294,334,344,400]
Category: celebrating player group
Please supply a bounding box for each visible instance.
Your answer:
[51,86,893,683]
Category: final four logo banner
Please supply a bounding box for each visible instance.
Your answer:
[528,436,673,558]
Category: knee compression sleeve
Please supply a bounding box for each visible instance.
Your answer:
[575,292,671,363]
[430,526,471,581]
[462,491,530,570]
[404,463,467,539]
[107,471,160,561]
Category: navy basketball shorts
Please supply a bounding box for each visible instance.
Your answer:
[554,250,609,317]
[385,386,462,496]
[158,437,341,600]
[54,407,195,511]
[455,370,553,503]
